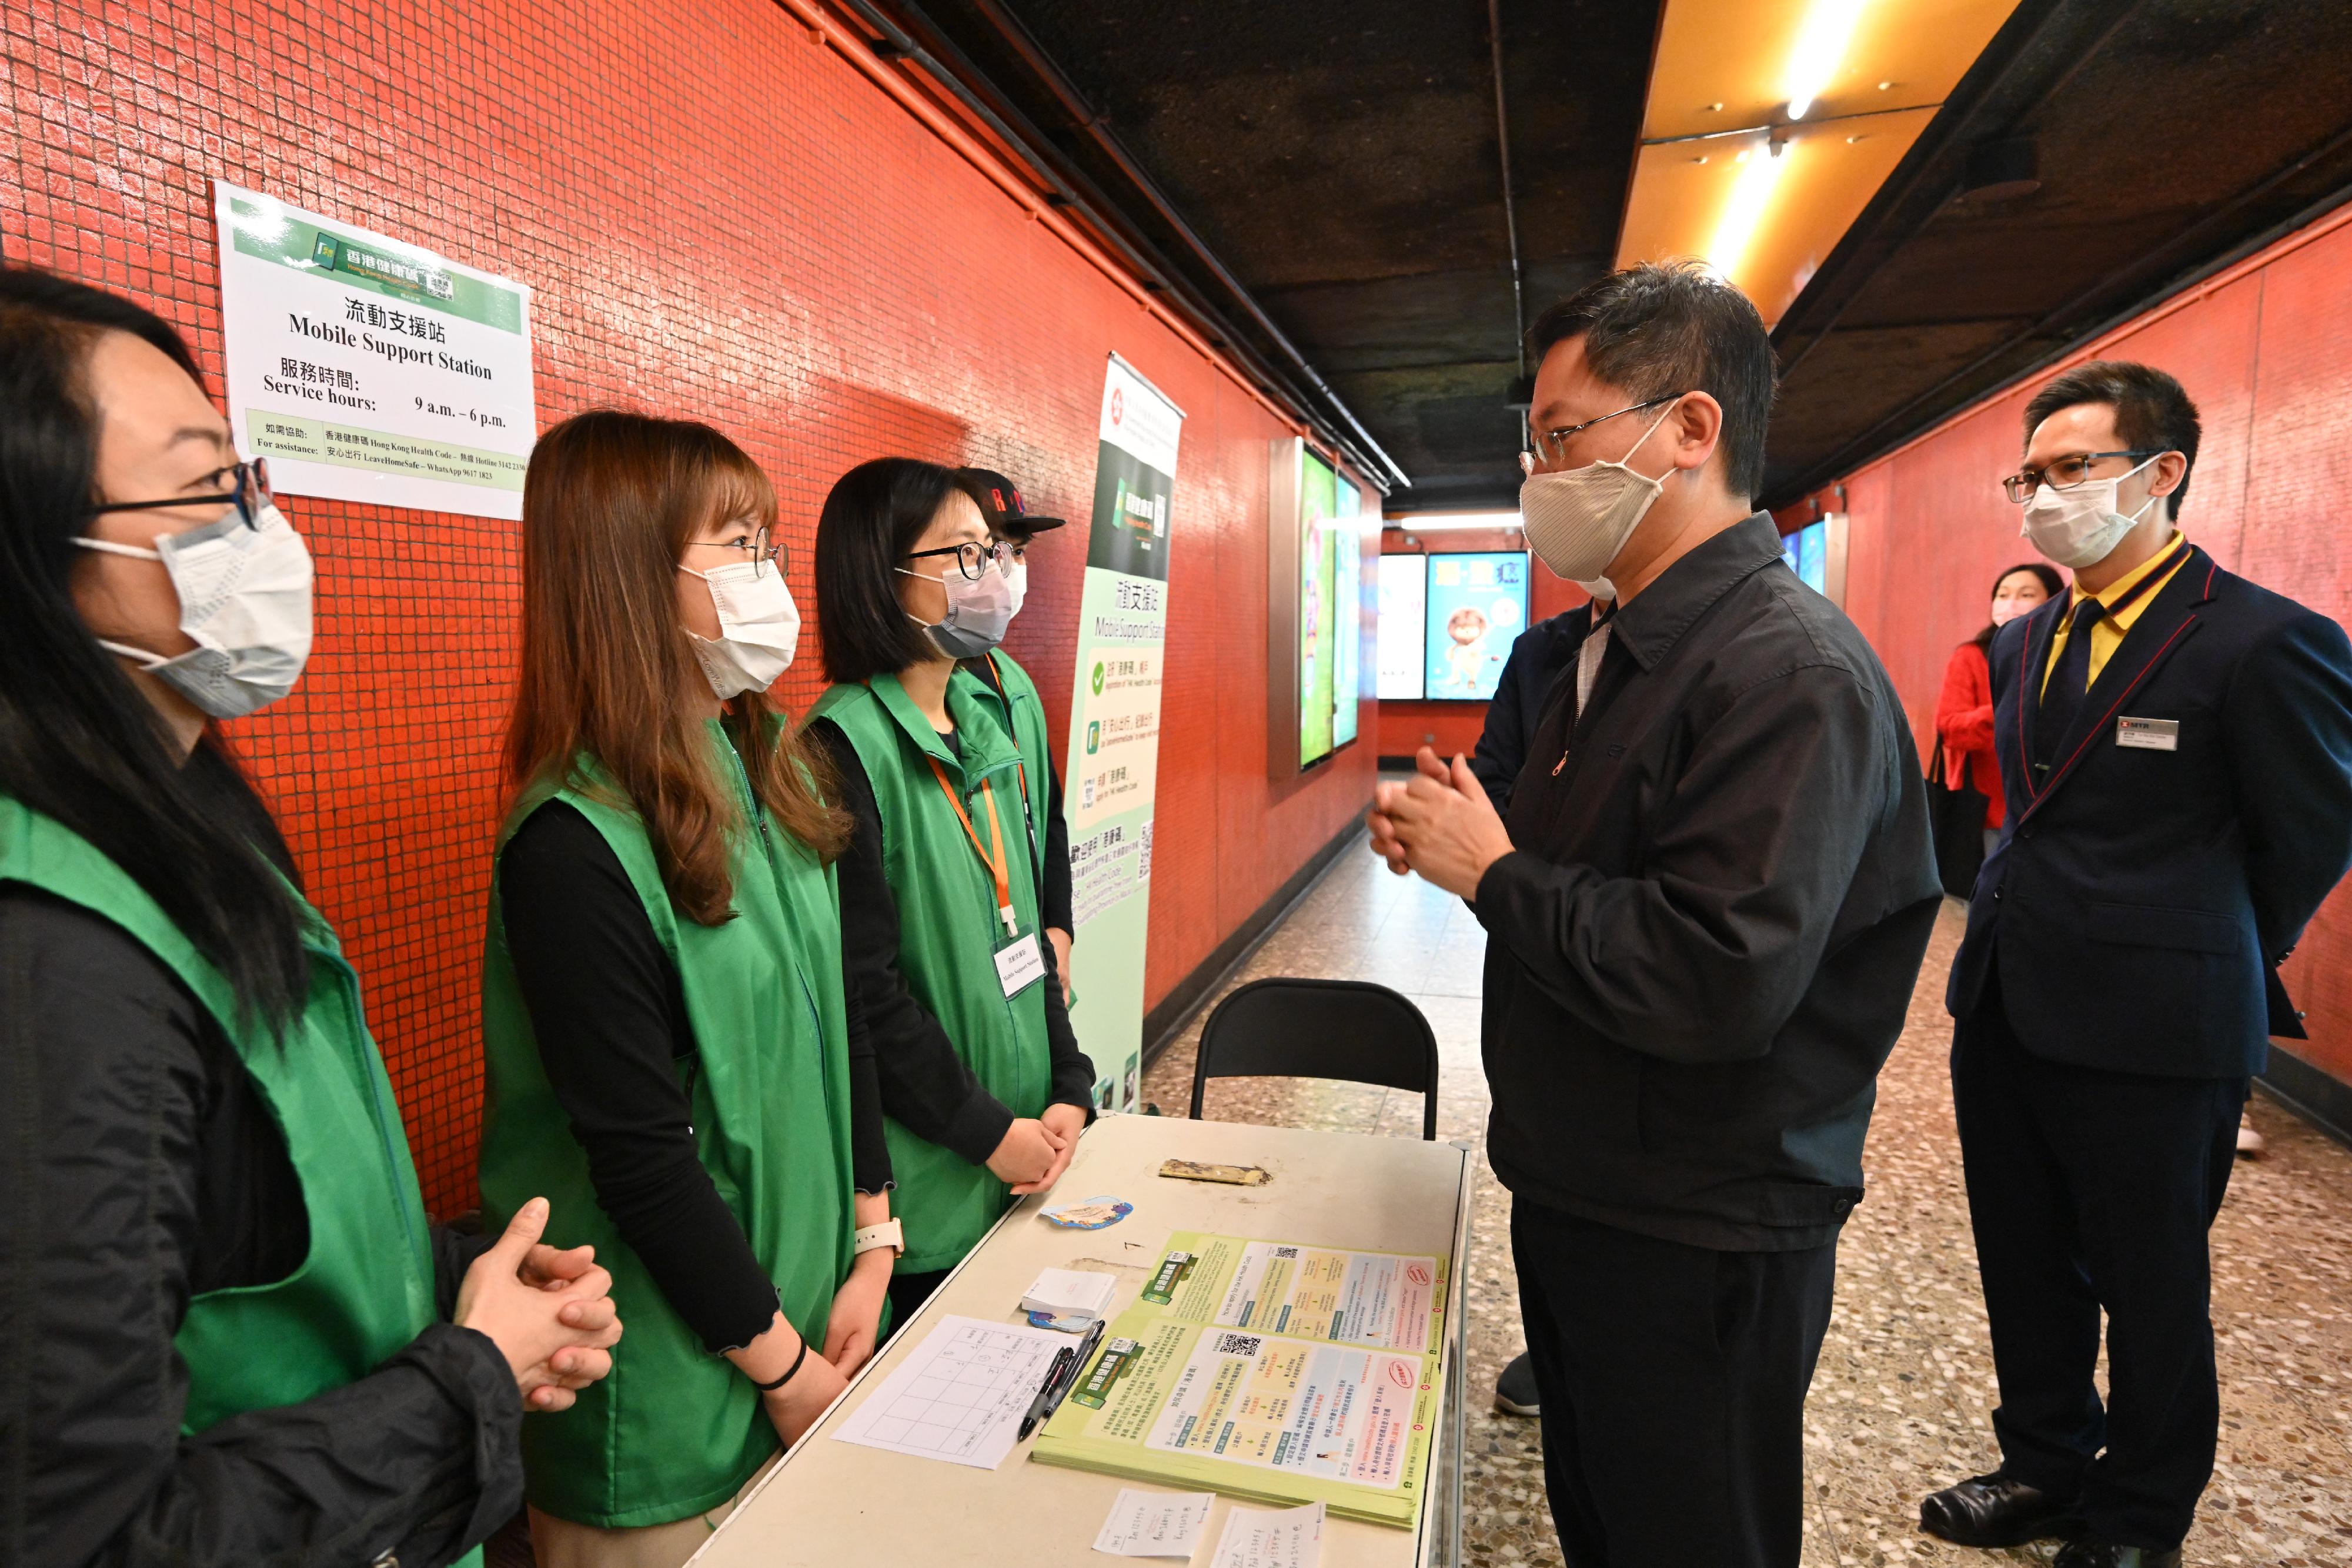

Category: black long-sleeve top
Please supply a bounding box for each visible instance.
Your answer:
[1,885,520,1568]
[808,720,1095,1167]
[1474,514,1942,1251]
[497,801,893,1356]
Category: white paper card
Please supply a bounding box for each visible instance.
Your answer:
[829,1315,1067,1470]
[1209,1501,1325,1568]
[995,931,1047,997]
[1024,1267,1119,1319]
[1092,1489,1216,1557]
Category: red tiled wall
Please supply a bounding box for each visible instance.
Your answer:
[3,0,1375,1215]
[1810,206,2352,1091]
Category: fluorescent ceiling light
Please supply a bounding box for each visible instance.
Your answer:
[1783,0,1870,119]
[1386,512,1523,533]
[1706,139,1792,278]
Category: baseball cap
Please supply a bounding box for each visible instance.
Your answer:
[953,467,1065,537]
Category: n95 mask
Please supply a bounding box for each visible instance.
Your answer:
[75,502,315,718]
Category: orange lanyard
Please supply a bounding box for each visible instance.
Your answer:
[927,757,1018,936]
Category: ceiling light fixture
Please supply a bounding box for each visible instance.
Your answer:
[1783,0,1872,120]
[1706,136,1792,279]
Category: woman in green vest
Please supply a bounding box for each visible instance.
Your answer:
[0,270,622,1566]
[479,412,898,1567]
[807,458,1095,1325]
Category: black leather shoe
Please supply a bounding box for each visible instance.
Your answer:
[2052,1540,2181,1567]
[1919,1472,2085,1547]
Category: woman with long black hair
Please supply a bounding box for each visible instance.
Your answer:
[0,269,621,1567]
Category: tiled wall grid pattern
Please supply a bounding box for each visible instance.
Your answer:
[1823,206,2352,1091]
[1,0,1378,1215]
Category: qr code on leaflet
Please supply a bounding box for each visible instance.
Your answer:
[1272,1246,1300,1259]
[1214,1333,1262,1357]
[1138,821,1152,881]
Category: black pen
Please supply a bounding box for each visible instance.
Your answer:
[1038,1319,1109,1427]
[1018,1346,1076,1440]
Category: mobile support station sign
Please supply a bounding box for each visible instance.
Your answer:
[1065,355,1182,1112]
[212,182,536,520]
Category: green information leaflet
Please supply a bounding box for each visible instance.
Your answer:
[1065,355,1182,1112]
[1033,1232,1448,1527]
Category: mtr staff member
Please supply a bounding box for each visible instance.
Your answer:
[1921,362,2352,1568]
[1372,260,1940,1568]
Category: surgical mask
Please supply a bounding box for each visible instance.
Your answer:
[2020,456,2159,569]
[678,560,800,698]
[898,559,1018,658]
[1518,401,1678,599]
[74,502,313,718]
[1000,557,1029,621]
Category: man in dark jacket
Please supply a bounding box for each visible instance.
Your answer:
[1371,261,1940,1568]
[1919,363,2352,1568]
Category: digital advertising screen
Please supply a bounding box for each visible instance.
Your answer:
[1782,519,1828,593]
[1423,551,1527,701]
[1298,449,1340,768]
[1376,554,1428,700]
[1331,476,1363,748]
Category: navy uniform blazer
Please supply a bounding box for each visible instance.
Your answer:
[1946,544,2352,1076]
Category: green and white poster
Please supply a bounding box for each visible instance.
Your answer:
[1067,355,1182,1112]
[211,181,536,520]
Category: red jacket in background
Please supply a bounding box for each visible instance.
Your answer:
[1934,640,2004,828]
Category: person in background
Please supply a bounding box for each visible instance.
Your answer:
[1938,563,2065,860]
[1371,261,1940,1568]
[952,467,1077,1014]
[1923,362,2352,1568]
[478,412,897,1567]
[808,458,1095,1326]
[0,268,620,1568]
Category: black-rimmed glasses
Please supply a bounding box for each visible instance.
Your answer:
[2001,450,2160,503]
[90,457,273,529]
[906,539,1011,581]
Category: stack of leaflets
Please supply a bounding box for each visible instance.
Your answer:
[1021,1267,1120,1332]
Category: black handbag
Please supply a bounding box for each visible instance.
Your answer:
[1925,742,1990,900]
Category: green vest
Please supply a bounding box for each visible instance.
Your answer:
[0,797,475,1566]
[477,721,858,1529]
[810,671,1053,1272]
[965,651,1055,897]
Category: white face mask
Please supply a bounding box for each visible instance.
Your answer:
[2020,456,2160,569]
[1000,557,1029,621]
[75,501,314,718]
[898,557,1018,658]
[1518,401,1679,600]
[678,559,800,698]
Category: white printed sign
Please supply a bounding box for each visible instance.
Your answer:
[212,182,536,519]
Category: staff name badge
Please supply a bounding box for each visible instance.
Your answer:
[2117,716,2180,751]
[995,931,1047,998]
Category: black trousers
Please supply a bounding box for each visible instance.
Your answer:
[1511,1198,1838,1568]
[1950,992,2246,1549]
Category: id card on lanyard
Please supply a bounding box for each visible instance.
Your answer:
[927,757,1045,999]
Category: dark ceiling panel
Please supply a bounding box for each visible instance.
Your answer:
[887,0,1661,513]
[1765,0,2352,504]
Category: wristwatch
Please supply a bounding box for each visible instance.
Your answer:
[853,1218,905,1258]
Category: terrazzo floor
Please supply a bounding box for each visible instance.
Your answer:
[1137,840,2352,1568]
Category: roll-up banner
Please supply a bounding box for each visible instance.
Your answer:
[1066,355,1182,1112]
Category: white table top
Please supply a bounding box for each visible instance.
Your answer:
[690,1112,1472,1567]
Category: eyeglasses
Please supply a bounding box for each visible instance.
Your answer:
[686,523,784,577]
[1522,396,1682,474]
[2000,450,2160,503]
[905,539,1012,581]
[89,457,273,529]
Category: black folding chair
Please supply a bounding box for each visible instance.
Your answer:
[1188,978,1440,1140]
